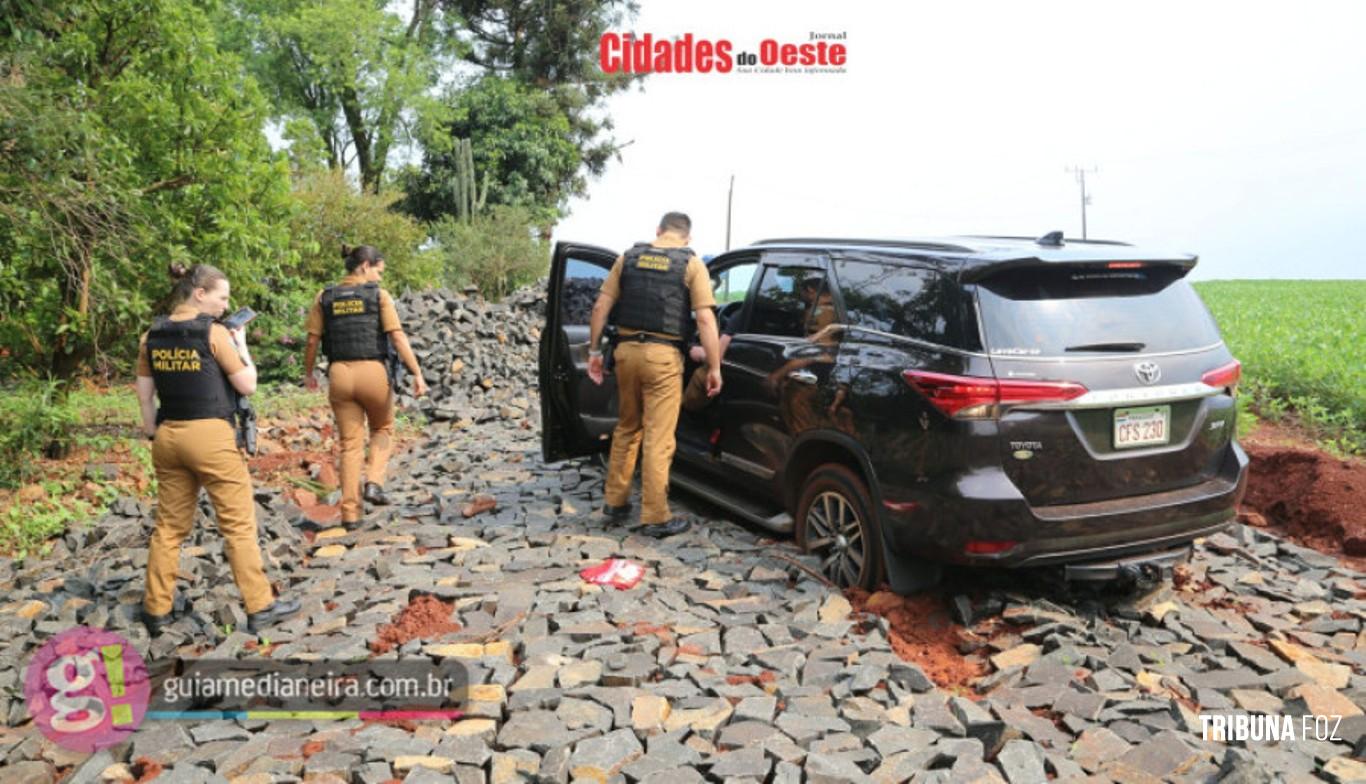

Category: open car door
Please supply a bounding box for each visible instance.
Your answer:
[539,241,621,462]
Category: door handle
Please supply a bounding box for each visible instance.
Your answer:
[788,369,817,385]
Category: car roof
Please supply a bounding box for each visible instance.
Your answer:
[714,233,1198,280]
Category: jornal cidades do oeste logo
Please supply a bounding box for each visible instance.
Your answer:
[23,626,150,751]
[599,31,848,74]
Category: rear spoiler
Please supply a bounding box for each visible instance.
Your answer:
[958,256,1198,284]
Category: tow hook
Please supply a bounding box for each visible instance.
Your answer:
[1118,561,1163,590]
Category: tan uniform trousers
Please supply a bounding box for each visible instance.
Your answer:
[145,419,274,615]
[604,341,684,524]
[328,359,395,522]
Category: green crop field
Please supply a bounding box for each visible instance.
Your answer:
[1194,280,1366,454]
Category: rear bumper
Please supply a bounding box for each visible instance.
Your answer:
[878,440,1248,569]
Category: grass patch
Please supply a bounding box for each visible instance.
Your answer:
[253,382,327,420]
[1195,280,1366,454]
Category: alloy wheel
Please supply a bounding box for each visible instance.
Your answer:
[804,489,867,587]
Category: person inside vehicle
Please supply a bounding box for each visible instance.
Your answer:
[682,305,743,412]
[764,275,843,396]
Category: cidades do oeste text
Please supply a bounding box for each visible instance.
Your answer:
[600,33,847,74]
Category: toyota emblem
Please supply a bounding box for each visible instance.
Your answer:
[1134,361,1162,385]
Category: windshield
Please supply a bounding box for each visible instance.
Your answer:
[976,266,1221,357]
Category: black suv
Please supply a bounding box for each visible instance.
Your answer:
[539,233,1248,592]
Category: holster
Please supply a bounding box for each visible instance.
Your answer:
[233,395,258,456]
[385,335,403,391]
[603,325,619,374]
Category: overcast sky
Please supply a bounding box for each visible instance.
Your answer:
[553,0,1366,280]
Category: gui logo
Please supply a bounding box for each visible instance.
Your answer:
[23,626,150,751]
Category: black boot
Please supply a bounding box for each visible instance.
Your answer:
[637,517,692,538]
[141,597,192,637]
[363,482,391,506]
[141,608,179,638]
[246,597,302,634]
[603,502,632,523]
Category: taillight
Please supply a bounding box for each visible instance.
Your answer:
[964,540,1019,556]
[1201,360,1241,392]
[1106,262,1145,269]
[902,370,1087,419]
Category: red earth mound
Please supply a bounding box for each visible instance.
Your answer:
[370,595,461,654]
[1240,424,1366,562]
[846,589,986,690]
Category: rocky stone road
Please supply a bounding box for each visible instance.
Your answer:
[1,285,1364,783]
[2,411,1365,784]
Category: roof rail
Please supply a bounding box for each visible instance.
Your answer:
[752,237,975,253]
[964,234,1134,247]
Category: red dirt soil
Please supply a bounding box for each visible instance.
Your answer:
[370,595,462,654]
[132,757,164,783]
[1240,421,1366,563]
[847,589,986,690]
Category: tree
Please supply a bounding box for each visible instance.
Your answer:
[399,76,582,225]
[0,0,294,380]
[401,0,641,223]
[222,0,451,192]
[444,0,640,175]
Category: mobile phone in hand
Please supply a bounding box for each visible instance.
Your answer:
[221,307,257,330]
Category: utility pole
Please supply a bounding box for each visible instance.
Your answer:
[1065,165,1097,239]
[725,174,735,251]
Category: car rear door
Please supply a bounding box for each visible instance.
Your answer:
[539,241,620,462]
[974,262,1239,507]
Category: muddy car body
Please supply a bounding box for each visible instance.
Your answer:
[539,233,1249,592]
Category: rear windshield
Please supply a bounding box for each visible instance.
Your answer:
[976,265,1221,357]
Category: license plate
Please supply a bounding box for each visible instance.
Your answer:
[1114,405,1170,449]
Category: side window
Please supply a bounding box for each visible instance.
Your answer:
[711,261,758,305]
[749,265,832,338]
[562,257,610,325]
[834,259,974,349]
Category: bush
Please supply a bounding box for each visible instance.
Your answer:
[0,379,78,487]
[430,205,548,300]
[288,170,443,294]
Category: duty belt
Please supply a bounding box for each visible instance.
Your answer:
[624,332,684,350]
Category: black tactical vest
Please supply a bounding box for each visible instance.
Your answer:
[611,243,693,339]
[321,283,387,361]
[146,315,236,422]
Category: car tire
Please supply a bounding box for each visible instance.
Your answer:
[795,464,886,591]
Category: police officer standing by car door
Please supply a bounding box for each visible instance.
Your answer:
[135,263,300,636]
[587,212,722,537]
[303,245,428,527]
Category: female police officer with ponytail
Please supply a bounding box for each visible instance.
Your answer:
[303,245,427,526]
[135,263,300,636]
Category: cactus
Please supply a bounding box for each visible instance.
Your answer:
[453,137,489,222]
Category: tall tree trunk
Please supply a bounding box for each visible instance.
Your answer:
[339,86,376,191]
[50,246,93,383]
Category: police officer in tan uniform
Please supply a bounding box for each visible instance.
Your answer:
[136,263,300,636]
[303,245,427,526]
[587,212,722,537]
